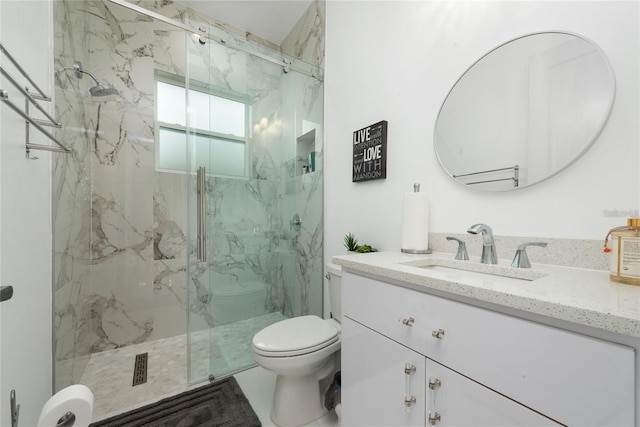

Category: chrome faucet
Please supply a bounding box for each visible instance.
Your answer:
[467,223,498,264]
[446,236,469,260]
[511,242,548,268]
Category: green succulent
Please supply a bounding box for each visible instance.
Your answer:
[344,233,359,251]
[354,244,378,253]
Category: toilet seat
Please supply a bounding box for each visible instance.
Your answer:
[253,315,339,357]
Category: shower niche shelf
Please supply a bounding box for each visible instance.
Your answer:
[296,129,316,176]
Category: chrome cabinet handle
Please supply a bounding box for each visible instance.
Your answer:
[432,328,445,339]
[428,412,441,425]
[428,377,442,425]
[404,363,417,410]
[402,317,415,327]
[404,395,417,408]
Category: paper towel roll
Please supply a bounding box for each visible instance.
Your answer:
[401,191,430,253]
[38,384,94,427]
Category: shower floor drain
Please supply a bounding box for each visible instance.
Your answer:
[132,353,148,386]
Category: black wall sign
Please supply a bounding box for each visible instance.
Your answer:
[352,120,387,182]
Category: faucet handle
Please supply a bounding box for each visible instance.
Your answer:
[446,236,469,260]
[511,242,548,268]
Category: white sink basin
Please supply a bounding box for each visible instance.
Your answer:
[401,258,547,283]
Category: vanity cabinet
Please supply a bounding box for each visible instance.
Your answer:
[342,271,636,426]
[343,317,560,426]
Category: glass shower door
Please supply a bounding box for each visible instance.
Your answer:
[186,26,324,383]
[185,32,278,382]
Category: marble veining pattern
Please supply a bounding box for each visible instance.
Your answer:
[281,0,326,69]
[53,0,325,403]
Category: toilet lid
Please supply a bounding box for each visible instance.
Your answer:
[253,315,339,355]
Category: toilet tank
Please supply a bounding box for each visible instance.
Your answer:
[326,263,342,321]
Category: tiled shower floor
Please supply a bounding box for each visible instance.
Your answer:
[83,312,287,421]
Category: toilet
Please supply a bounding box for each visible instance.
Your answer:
[212,280,267,323]
[252,263,342,427]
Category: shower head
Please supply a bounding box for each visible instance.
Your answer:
[58,61,119,97]
[89,82,119,97]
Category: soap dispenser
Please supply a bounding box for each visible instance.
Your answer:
[603,218,640,286]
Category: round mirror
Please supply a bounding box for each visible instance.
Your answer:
[434,32,615,191]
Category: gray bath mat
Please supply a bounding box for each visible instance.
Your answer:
[90,377,261,427]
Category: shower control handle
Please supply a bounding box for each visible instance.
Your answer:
[290,213,302,231]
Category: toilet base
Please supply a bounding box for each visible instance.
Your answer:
[270,372,328,427]
[252,318,341,427]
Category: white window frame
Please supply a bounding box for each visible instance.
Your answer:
[154,70,251,178]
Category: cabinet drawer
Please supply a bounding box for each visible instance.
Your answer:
[342,272,440,356]
[343,271,635,426]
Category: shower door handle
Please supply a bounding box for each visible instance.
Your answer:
[197,166,207,262]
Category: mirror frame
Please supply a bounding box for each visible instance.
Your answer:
[434,31,616,192]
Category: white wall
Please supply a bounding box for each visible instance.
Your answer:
[0,1,54,425]
[324,1,639,260]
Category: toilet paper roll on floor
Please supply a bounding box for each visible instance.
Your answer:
[38,384,94,427]
[401,191,431,254]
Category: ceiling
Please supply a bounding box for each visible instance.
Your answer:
[181,0,314,46]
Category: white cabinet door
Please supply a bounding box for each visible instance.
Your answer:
[424,358,561,427]
[342,317,426,427]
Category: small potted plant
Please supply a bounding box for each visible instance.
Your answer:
[344,233,378,253]
[344,232,359,253]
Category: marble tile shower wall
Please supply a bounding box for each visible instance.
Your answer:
[53,0,94,390]
[53,0,325,390]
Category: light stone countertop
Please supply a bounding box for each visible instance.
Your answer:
[332,251,640,338]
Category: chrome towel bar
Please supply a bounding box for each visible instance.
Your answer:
[0,65,60,126]
[453,165,519,188]
[0,42,70,156]
[0,42,50,100]
[1,91,69,153]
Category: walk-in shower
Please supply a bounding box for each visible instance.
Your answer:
[52,0,324,418]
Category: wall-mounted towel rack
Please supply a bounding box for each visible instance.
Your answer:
[0,42,70,157]
[453,165,519,188]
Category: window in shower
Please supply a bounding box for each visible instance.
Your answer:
[155,74,249,177]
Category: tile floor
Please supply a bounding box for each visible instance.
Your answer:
[82,312,338,426]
